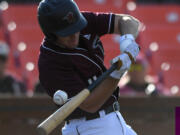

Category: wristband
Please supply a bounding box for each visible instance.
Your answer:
[120,34,135,43]
[120,34,135,52]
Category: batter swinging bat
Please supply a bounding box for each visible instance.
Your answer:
[37,61,122,135]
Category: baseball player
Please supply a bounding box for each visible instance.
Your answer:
[37,0,140,135]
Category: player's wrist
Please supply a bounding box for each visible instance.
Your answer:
[119,33,140,62]
[123,42,140,61]
[119,34,135,52]
[120,34,134,43]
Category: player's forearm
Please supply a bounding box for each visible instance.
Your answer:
[79,76,119,113]
[113,14,140,39]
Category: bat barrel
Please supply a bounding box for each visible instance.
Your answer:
[37,89,90,135]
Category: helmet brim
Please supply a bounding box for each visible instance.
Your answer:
[55,14,87,37]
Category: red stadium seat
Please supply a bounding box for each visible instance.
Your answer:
[0,29,5,40]
[159,64,180,94]
[150,50,179,75]
[138,25,180,91]
[127,5,180,26]
[2,4,39,28]
[1,4,43,91]
[128,4,180,91]
[139,25,180,50]
[76,0,134,13]
[101,34,120,68]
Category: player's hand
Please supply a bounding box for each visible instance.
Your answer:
[119,34,140,63]
[110,53,131,79]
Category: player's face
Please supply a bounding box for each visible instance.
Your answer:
[56,32,80,49]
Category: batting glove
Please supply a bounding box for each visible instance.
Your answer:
[119,34,140,63]
[110,53,131,79]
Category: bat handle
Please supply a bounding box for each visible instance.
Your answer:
[88,62,119,92]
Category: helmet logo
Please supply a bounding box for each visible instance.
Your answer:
[63,12,75,24]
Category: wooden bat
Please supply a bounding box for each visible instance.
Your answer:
[37,61,122,135]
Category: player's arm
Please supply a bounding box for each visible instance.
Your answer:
[80,54,137,113]
[113,14,140,39]
[80,45,139,113]
[80,75,119,113]
[79,14,140,113]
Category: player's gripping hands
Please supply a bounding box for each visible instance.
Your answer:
[110,34,140,79]
[119,34,140,61]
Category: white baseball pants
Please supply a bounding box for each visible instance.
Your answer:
[62,111,137,135]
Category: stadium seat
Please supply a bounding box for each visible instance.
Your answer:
[138,25,180,90]
[8,26,43,90]
[160,67,180,92]
[127,5,180,26]
[0,29,5,40]
[2,4,39,28]
[101,34,120,68]
[76,0,134,13]
[139,25,180,51]
[1,4,43,90]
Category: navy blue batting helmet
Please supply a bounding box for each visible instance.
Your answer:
[37,0,87,38]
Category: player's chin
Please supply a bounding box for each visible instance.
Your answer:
[69,41,79,48]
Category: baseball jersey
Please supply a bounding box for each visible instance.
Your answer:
[38,12,119,118]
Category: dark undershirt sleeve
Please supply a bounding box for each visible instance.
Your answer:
[81,11,115,36]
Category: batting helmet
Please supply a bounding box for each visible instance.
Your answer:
[37,0,87,39]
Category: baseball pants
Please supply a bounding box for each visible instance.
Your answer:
[62,111,137,135]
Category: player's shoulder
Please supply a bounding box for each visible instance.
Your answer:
[81,11,94,17]
[39,39,73,69]
[40,38,74,57]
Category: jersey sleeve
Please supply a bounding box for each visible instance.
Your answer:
[81,11,115,36]
[39,64,87,98]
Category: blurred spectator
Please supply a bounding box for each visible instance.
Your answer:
[119,54,169,97]
[34,80,46,94]
[0,41,26,95]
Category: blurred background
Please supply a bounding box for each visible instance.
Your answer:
[0,0,180,135]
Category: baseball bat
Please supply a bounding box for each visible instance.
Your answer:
[37,61,122,135]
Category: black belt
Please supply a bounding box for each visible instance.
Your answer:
[67,101,120,123]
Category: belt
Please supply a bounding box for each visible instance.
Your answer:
[67,101,120,123]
